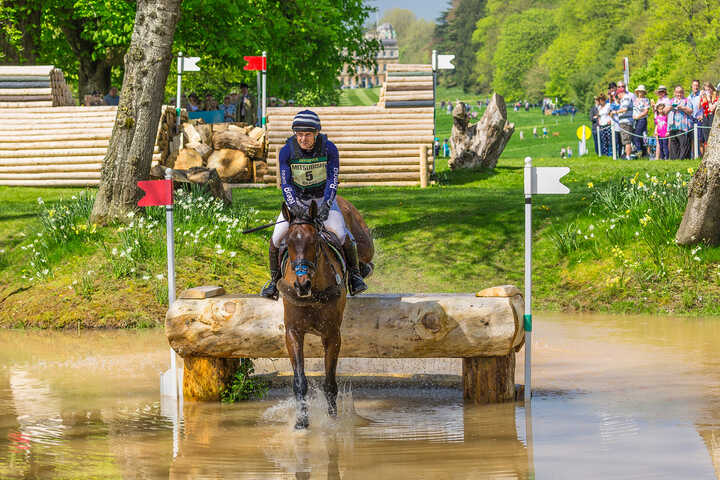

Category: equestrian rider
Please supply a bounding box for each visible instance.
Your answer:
[260,110,368,299]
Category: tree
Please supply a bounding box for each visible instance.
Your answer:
[676,114,720,245]
[90,0,181,224]
[435,0,487,91]
[381,9,434,64]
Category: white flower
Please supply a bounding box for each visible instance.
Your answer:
[130,268,136,273]
[156,274,164,280]
[71,195,77,200]
[111,247,118,256]
[142,275,150,281]
[694,256,701,262]
[37,197,44,205]
[229,251,237,258]
[590,233,595,238]
[588,225,595,231]
[0,249,4,254]
[577,229,582,234]
[72,280,78,285]
[127,211,135,218]
[635,231,640,237]
[42,269,49,275]
[87,270,94,275]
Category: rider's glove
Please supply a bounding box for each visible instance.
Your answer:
[317,201,331,222]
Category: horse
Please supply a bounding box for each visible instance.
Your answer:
[276,196,373,429]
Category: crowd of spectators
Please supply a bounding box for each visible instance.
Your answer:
[83,86,119,107]
[590,79,718,160]
[182,82,257,124]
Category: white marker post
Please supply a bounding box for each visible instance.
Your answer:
[435,52,455,172]
[261,51,267,128]
[176,52,183,142]
[523,157,570,402]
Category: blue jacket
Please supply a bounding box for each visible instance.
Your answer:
[278,134,339,207]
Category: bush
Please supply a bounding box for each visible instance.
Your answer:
[221,359,268,402]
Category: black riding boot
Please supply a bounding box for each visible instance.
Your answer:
[342,238,367,296]
[260,244,281,300]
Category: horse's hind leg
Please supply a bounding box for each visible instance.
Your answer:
[286,328,309,429]
[322,330,341,416]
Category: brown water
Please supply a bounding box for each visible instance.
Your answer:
[0,313,718,479]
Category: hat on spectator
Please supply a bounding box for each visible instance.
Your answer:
[635,85,647,93]
[292,110,321,132]
[656,85,667,92]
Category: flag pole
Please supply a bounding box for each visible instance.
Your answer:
[523,156,533,403]
[165,170,178,399]
[261,51,267,128]
[176,52,183,141]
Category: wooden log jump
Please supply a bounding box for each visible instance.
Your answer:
[165,285,525,404]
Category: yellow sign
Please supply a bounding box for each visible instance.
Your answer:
[576,125,592,140]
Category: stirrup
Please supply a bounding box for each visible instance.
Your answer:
[359,261,374,279]
[260,279,279,300]
[348,272,367,296]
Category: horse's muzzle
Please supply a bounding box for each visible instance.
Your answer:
[294,277,312,298]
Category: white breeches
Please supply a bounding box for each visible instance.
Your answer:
[271,197,347,248]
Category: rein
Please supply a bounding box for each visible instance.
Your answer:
[288,218,343,288]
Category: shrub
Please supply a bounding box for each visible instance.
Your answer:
[221,359,268,402]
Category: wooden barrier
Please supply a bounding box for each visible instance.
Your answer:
[166,286,525,403]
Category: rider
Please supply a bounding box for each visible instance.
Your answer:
[260,110,368,299]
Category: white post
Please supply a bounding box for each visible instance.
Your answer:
[694,124,699,159]
[611,126,617,160]
[261,51,267,128]
[596,126,601,156]
[256,71,261,127]
[176,52,183,145]
[432,49,437,173]
[523,156,533,403]
[165,170,178,398]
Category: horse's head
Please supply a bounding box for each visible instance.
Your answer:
[282,201,320,298]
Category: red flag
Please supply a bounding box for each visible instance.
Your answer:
[243,56,266,71]
[138,179,173,206]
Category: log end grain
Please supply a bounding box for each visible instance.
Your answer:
[183,356,240,401]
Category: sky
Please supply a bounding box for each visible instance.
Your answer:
[366,0,449,22]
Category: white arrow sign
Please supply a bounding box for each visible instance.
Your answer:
[524,166,570,195]
[183,57,202,72]
[437,54,455,70]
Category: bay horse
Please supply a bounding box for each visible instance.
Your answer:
[276,196,373,429]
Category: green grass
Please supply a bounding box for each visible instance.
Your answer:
[0,108,712,328]
[339,87,380,106]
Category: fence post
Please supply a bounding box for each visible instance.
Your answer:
[597,126,601,156]
[611,126,617,160]
[420,145,428,188]
[693,124,699,159]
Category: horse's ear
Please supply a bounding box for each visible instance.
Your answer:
[309,200,318,219]
[282,202,292,221]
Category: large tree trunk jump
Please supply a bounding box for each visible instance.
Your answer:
[90,0,181,224]
[449,93,515,170]
[677,113,720,245]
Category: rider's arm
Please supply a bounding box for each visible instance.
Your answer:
[278,144,300,206]
[322,141,340,206]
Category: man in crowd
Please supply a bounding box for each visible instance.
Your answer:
[667,85,694,159]
[220,95,236,122]
[236,82,257,125]
[612,82,634,160]
[103,87,119,106]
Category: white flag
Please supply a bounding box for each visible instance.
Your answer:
[183,57,202,72]
[437,54,455,70]
[525,167,570,195]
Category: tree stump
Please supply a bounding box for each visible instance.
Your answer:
[183,357,240,401]
[449,93,515,170]
[462,353,516,404]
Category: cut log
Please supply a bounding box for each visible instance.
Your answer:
[196,123,212,145]
[182,122,202,145]
[212,130,260,157]
[206,148,251,182]
[463,353,516,403]
[185,141,212,161]
[247,126,265,142]
[166,292,524,359]
[449,93,515,170]
[174,148,203,170]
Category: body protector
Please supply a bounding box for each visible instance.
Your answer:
[287,133,329,199]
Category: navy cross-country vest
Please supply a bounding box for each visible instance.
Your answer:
[288,133,328,198]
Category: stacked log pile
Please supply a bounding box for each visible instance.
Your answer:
[377,64,434,109]
[157,110,267,184]
[49,69,75,107]
[265,106,433,187]
[0,65,55,108]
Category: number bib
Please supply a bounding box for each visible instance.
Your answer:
[290,156,327,189]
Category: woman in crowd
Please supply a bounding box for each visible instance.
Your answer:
[632,85,650,157]
[699,82,718,156]
[187,93,201,112]
[597,93,612,156]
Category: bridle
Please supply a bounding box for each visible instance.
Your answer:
[288,217,342,287]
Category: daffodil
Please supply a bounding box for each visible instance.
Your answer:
[587,182,594,188]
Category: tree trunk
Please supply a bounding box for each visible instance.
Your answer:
[77,57,112,101]
[90,0,181,224]
[676,113,720,245]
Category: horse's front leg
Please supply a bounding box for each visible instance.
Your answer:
[285,327,309,429]
[322,330,341,417]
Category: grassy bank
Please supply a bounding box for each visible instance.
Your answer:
[0,106,711,328]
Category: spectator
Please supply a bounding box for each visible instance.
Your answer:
[612,82,634,160]
[533,126,538,138]
[203,93,219,111]
[560,147,566,159]
[688,79,703,125]
[699,82,718,155]
[667,85,694,159]
[220,95,236,122]
[632,85,650,157]
[434,137,440,157]
[187,93,201,112]
[597,93,612,156]
[590,95,600,154]
[567,146,573,158]
[654,102,669,160]
[607,81,618,104]
[103,86,120,106]
[519,130,524,140]
[542,126,548,138]
[570,106,576,121]
[84,91,104,106]
[236,82,256,125]
[442,138,450,157]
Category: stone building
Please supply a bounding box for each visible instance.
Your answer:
[338,23,399,88]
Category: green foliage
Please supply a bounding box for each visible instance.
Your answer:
[435,0,487,91]
[295,85,341,107]
[381,9,434,64]
[221,359,269,402]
